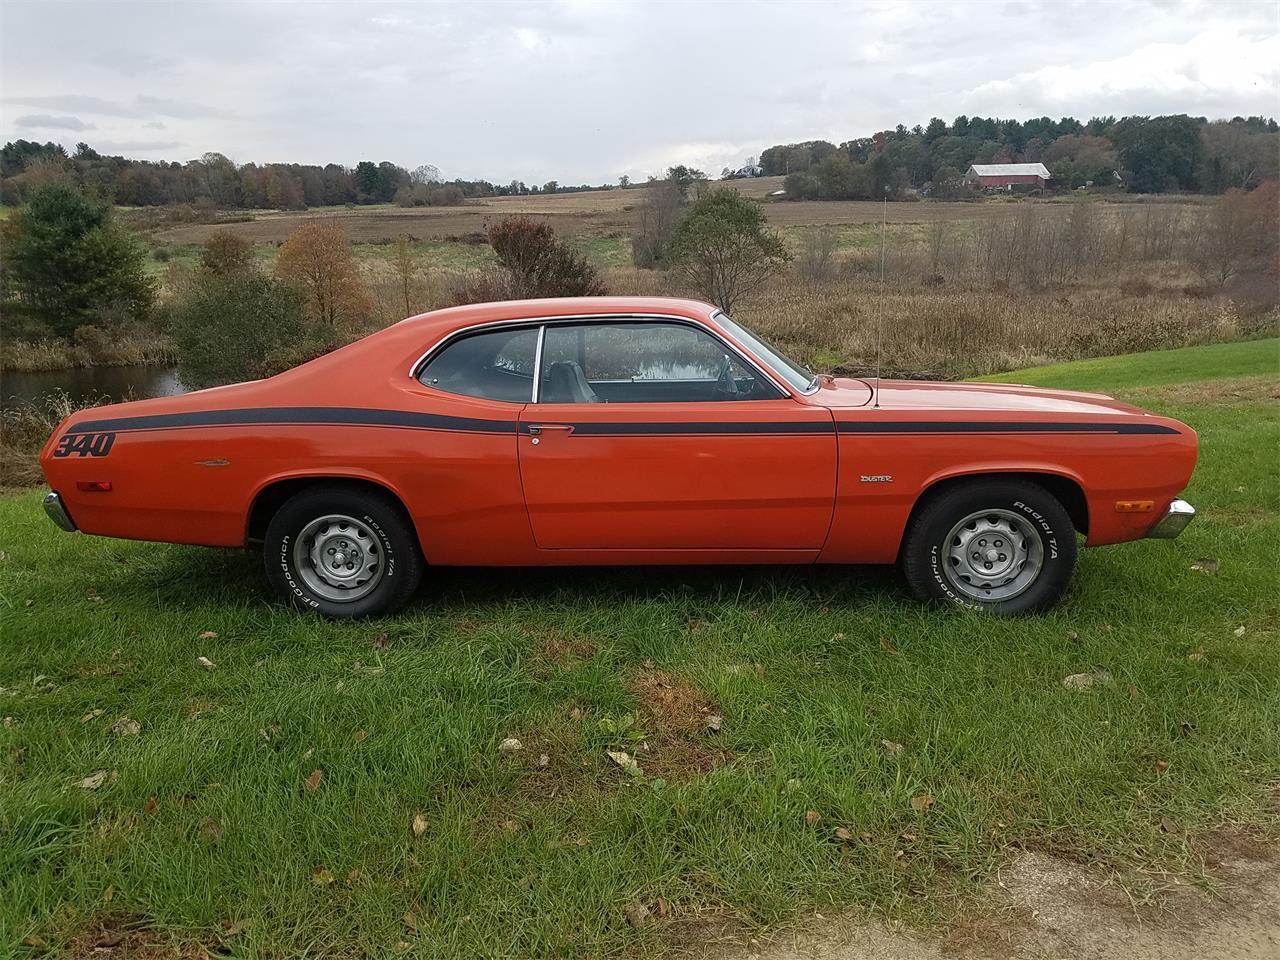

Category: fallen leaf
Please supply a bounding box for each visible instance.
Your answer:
[303,768,324,792]
[1233,625,1247,638]
[1190,558,1219,574]
[260,723,282,741]
[23,935,47,947]
[537,753,549,768]
[499,737,523,754]
[346,869,361,885]
[352,729,370,744]
[78,770,109,790]
[199,817,223,841]
[705,714,723,733]
[832,632,846,643]
[501,818,520,833]
[143,796,158,814]
[655,896,669,919]
[199,630,218,639]
[1187,647,1206,662]
[1159,815,1178,834]
[372,632,390,648]
[80,708,105,724]
[910,794,935,812]
[833,826,853,841]
[196,656,215,670]
[311,866,335,886]
[606,749,641,775]
[1062,668,1112,689]
[221,919,248,938]
[103,884,115,903]
[411,813,429,837]
[1155,759,1170,773]
[109,717,141,737]
[623,902,651,928]
[881,739,904,755]
[804,809,822,826]
[402,911,418,932]
[879,636,900,655]
[2,716,14,728]
[569,707,583,721]
[1067,631,1080,642]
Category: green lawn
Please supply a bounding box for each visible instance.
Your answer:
[2,342,1277,957]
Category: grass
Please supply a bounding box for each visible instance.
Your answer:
[978,337,1280,390]
[2,346,1278,958]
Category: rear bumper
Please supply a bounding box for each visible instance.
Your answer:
[43,491,77,532]
[1146,498,1195,539]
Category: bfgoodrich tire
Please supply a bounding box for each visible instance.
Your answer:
[264,485,423,618]
[901,480,1077,615]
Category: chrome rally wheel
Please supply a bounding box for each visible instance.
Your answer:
[294,514,385,602]
[942,508,1044,603]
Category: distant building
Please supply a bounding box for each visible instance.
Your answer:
[964,163,1051,190]
[726,163,763,179]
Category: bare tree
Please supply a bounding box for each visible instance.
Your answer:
[796,226,838,286]
[390,234,420,317]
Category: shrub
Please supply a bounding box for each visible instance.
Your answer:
[170,271,313,388]
[200,231,255,275]
[476,216,606,300]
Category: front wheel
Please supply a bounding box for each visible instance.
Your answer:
[264,485,423,618]
[901,480,1077,615]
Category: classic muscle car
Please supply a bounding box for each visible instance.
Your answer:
[40,297,1198,617]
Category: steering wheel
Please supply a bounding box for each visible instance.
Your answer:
[715,355,741,397]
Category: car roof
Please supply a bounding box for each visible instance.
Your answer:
[395,297,718,336]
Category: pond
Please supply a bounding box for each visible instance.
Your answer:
[1,364,188,410]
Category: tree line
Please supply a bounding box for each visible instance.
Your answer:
[0,141,613,211]
[761,114,1278,200]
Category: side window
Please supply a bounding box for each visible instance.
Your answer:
[418,327,538,402]
[538,322,780,404]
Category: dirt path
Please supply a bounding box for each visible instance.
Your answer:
[693,833,1279,960]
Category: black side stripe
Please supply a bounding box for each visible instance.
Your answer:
[65,407,517,435]
[837,420,1180,436]
[519,420,832,436]
[63,407,1180,438]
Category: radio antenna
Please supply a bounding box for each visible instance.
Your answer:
[873,190,887,408]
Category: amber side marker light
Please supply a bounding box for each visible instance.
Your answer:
[1114,500,1154,513]
[76,480,112,492]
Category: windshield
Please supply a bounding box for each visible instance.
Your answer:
[713,311,816,394]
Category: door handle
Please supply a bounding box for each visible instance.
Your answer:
[527,424,575,436]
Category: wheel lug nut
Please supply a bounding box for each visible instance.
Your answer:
[999,554,1006,561]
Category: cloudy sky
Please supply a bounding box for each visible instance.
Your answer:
[2,0,1277,183]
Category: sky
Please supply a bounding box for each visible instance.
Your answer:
[2,0,1278,184]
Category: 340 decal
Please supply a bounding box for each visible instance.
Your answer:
[53,432,116,458]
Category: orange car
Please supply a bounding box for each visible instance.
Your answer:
[40,297,1197,617]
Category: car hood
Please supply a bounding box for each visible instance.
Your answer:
[865,379,1151,417]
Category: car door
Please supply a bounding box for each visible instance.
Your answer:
[517,320,837,551]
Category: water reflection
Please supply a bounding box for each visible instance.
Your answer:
[1,365,187,410]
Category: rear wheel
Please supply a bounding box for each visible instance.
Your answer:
[901,480,1077,615]
[264,485,423,618]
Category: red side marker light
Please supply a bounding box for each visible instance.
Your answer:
[76,480,112,492]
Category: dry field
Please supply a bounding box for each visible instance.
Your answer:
[153,176,1207,245]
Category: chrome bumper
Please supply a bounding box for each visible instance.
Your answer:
[43,491,77,532]
[1146,498,1195,539]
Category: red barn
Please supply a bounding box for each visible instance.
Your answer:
[965,163,1051,190]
